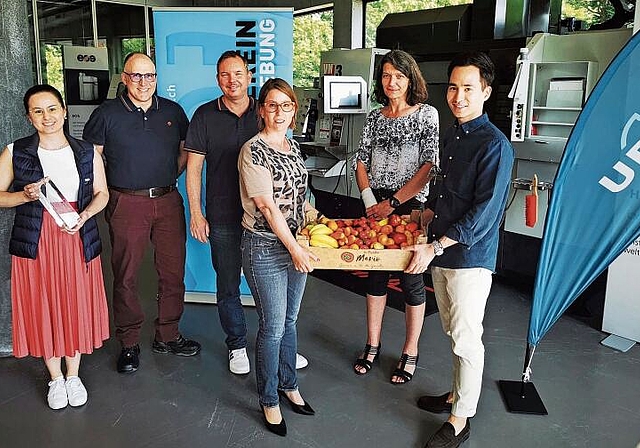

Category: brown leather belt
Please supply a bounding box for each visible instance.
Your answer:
[111,185,175,198]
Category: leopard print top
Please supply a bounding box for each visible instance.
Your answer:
[239,135,308,235]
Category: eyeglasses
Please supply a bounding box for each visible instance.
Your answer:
[29,105,62,116]
[262,101,295,113]
[124,72,157,82]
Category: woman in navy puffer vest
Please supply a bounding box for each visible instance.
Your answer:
[0,84,109,410]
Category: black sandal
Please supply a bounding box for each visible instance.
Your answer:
[391,353,419,384]
[353,343,380,375]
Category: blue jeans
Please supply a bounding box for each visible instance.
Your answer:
[241,230,307,408]
[210,223,247,350]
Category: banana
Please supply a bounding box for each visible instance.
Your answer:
[310,234,339,248]
[309,223,333,236]
[309,241,335,248]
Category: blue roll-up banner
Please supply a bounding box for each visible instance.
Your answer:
[153,8,293,298]
[528,31,640,347]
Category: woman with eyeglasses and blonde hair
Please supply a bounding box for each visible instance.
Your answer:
[238,77,320,437]
[0,84,109,410]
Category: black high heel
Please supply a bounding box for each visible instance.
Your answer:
[278,390,315,415]
[262,407,287,436]
[390,353,419,384]
[353,343,380,375]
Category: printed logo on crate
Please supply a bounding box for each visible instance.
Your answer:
[340,252,355,263]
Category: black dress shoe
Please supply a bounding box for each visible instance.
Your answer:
[117,345,140,373]
[152,335,201,357]
[278,390,315,415]
[424,420,470,448]
[262,412,287,436]
[417,392,453,414]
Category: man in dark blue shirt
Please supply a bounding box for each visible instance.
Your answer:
[184,51,307,375]
[405,52,514,448]
[83,53,201,374]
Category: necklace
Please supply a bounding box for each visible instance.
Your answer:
[39,141,69,151]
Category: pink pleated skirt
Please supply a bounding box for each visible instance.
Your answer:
[11,210,109,359]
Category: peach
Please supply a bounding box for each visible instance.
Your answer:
[326,220,339,231]
[380,224,394,235]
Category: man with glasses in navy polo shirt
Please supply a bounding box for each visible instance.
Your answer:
[84,52,201,374]
[185,50,308,375]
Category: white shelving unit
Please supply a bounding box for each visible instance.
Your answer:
[526,61,597,140]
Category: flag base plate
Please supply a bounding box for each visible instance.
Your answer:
[601,334,635,352]
[498,380,548,415]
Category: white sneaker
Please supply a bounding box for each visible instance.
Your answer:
[296,353,309,369]
[229,348,250,375]
[65,376,88,407]
[47,377,68,410]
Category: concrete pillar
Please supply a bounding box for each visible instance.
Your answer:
[333,0,363,49]
[0,0,35,356]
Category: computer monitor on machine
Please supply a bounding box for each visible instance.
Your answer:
[322,75,367,114]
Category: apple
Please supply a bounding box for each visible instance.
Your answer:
[343,226,352,237]
[349,243,360,250]
[405,222,419,232]
[372,242,384,250]
[387,244,399,249]
[378,234,390,245]
[391,232,407,245]
[395,224,405,233]
[389,214,402,227]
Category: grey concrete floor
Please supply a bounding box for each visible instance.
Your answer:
[2,213,640,448]
[1,272,640,448]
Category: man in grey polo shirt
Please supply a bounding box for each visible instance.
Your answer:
[185,50,307,375]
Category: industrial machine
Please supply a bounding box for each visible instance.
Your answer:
[503,29,631,276]
[375,0,634,278]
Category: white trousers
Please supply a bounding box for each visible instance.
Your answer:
[431,266,492,418]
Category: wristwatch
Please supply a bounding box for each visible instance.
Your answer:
[432,239,444,256]
[389,195,401,208]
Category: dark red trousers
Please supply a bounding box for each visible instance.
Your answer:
[105,189,186,347]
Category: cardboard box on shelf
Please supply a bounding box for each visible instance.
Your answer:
[297,211,426,271]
